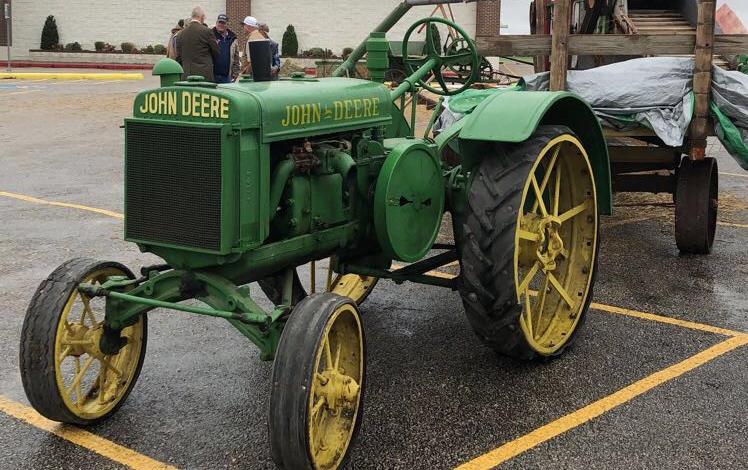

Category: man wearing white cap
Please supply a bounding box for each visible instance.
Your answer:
[240,16,266,76]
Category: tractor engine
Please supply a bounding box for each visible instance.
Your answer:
[124,67,441,283]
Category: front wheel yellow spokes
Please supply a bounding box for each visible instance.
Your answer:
[54,268,144,420]
[515,135,598,355]
[308,304,363,469]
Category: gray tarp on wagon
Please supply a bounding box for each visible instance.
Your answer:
[521,57,697,147]
[435,57,748,169]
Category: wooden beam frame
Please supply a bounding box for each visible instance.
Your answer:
[549,0,571,91]
[476,33,748,56]
[689,0,717,160]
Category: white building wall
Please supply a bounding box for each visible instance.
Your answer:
[1,1,477,61]
[2,0,226,60]
[251,0,477,56]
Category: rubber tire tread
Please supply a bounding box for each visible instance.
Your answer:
[268,293,365,470]
[19,257,147,425]
[674,157,718,254]
[458,125,598,361]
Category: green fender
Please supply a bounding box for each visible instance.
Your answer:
[453,90,612,215]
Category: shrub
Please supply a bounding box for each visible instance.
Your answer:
[428,23,442,55]
[153,44,166,55]
[40,15,60,50]
[120,42,136,54]
[64,42,82,52]
[302,48,336,59]
[281,24,298,57]
[94,41,106,52]
[341,47,354,59]
[143,45,155,54]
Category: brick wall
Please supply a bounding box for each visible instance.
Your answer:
[1,0,225,60]
[476,0,501,37]
[226,0,250,50]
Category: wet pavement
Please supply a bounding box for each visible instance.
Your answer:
[0,70,746,469]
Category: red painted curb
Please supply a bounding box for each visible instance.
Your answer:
[6,61,154,70]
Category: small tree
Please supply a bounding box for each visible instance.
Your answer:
[428,23,442,55]
[282,24,298,57]
[40,15,60,50]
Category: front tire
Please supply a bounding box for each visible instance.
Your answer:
[458,126,599,360]
[19,258,147,425]
[269,293,365,469]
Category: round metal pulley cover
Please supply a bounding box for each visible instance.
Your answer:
[374,140,445,262]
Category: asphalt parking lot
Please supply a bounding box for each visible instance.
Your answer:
[0,71,746,470]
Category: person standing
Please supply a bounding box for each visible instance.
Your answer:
[258,23,281,79]
[176,6,220,82]
[212,14,240,83]
[240,16,266,76]
[166,19,184,60]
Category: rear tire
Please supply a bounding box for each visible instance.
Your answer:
[458,126,600,360]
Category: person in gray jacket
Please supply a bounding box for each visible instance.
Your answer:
[176,6,220,82]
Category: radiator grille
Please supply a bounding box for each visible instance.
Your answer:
[125,122,222,251]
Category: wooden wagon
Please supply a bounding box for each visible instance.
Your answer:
[476,0,748,253]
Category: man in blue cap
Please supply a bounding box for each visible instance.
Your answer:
[212,13,240,83]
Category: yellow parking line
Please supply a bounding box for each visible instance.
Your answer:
[718,221,748,228]
[0,191,123,219]
[455,335,748,470]
[591,303,746,338]
[720,171,747,179]
[0,395,177,470]
[0,72,144,80]
[602,215,658,228]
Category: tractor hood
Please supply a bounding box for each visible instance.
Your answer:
[132,77,392,142]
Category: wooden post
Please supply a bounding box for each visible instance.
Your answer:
[534,0,548,72]
[689,0,716,160]
[550,0,571,91]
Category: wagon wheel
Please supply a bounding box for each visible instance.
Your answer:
[458,126,599,359]
[269,293,365,469]
[20,258,147,425]
[259,259,378,307]
[674,157,718,254]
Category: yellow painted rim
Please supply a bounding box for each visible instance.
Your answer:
[307,303,363,469]
[513,134,597,355]
[53,267,144,420]
[330,274,378,305]
[306,259,378,305]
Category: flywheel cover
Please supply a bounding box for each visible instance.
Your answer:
[374,140,445,262]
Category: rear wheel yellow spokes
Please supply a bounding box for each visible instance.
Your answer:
[308,304,363,469]
[515,135,597,355]
[54,268,144,420]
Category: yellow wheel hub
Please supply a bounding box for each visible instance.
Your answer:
[308,304,363,469]
[514,135,597,355]
[53,268,144,420]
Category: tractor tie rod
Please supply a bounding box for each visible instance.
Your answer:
[77,284,268,325]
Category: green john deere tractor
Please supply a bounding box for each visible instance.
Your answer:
[19,10,611,470]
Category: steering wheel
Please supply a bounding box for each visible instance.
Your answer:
[401,17,479,96]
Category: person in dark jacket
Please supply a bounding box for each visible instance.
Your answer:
[212,14,240,83]
[176,6,220,82]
